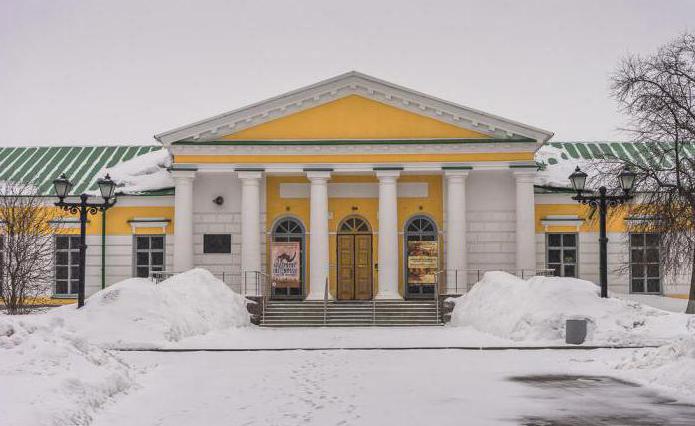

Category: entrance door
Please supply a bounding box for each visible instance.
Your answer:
[337,217,373,300]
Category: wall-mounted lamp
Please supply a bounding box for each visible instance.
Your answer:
[351,206,359,211]
[213,196,224,206]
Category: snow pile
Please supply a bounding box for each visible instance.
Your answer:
[100,148,173,194]
[0,316,136,425]
[612,336,695,401]
[51,268,250,348]
[450,271,694,344]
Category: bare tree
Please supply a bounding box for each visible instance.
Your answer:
[0,181,62,314]
[608,32,695,313]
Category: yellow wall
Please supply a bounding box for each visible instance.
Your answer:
[56,206,174,235]
[535,203,631,233]
[222,95,491,140]
[266,175,443,296]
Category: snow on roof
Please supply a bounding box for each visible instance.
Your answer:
[0,145,167,196]
[101,148,173,195]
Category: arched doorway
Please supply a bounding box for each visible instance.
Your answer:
[270,217,305,299]
[404,215,439,299]
[337,216,373,300]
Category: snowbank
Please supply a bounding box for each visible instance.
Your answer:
[50,268,250,348]
[0,316,136,426]
[450,271,694,345]
[612,336,695,402]
[101,148,173,194]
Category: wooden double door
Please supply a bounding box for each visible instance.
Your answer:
[337,233,373,300]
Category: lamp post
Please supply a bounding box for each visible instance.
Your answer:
[568,166,636,298]
[53,174,117,308]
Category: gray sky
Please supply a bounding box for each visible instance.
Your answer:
[1,0,693,147]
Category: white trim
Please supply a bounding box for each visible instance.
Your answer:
[48,219,88,229]
[155,71,553,145]
[541,215,584,230]
[128,217,170,233]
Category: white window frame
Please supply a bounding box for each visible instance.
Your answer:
[546,233,579,277]
[133,234,166,278]
[54,235,80,297]
[629,232,662,294]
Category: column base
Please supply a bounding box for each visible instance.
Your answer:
[305,292,334,301]
[374,291,403,300]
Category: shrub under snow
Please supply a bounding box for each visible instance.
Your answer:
[450,271,694,344]
[50,268,251,348]
[0,316,136,426]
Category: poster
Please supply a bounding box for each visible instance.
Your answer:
[407,241,438,284]
[271,242,300,288]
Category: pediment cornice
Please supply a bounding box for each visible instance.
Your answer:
[155,71,553,145]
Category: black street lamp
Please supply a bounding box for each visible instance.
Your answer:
[569,166,636,298]
[53,174,117,308]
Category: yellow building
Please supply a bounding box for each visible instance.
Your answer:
[1,72,688,313]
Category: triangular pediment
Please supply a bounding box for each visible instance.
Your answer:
[155,71,553,145]
[220,95,490,140]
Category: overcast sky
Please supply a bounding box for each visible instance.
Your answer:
[1,0,693,147]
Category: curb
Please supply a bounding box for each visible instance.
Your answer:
[112,345,661,352]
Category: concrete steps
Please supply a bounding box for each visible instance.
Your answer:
[260,300,442,327]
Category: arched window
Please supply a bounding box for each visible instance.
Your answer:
[271,217,305,298]
[339,216,371,233]
[404,215,438,298]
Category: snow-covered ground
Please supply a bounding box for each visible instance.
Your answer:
[2,270,694,425]
[89,348,695,426]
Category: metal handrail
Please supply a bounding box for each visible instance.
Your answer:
[435,268,557,295]
[323,277,328,326]
[434,273,440,325]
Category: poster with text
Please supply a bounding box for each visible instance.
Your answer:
[407,241,438,284]
[271,242,300,288]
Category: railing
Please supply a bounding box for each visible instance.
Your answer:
[436,268,556,296]
[148,270,177,283]
[323,277,329,326]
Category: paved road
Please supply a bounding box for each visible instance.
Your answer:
[92,349,695,426]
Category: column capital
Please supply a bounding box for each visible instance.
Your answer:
[444,170,470,179]
[171,169,197,180]
[237,171,263,180]
[512,169,536,183]
[376,170,400,180]
[306,170,331,181]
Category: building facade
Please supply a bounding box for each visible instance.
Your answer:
[1,72,691,302]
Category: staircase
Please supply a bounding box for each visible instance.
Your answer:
[260,300,442,327]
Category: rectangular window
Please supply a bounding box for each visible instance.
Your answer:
[134,235,165,278]
[546,233,578,277]
[55,235,80,296]
[630,233,661,294]
[203,234,232,254]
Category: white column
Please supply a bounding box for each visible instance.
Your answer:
[306,171,331,300]
[375,170,401,299]
[513,170,537,275]
[172,169,196,272]
[445,170,468,291]
[238,171,263,285]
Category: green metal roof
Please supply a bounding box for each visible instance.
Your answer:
[0,145,164,196]
[541,141,695,167]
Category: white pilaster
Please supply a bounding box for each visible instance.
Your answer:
[375,170,401,299]
[238,171,263,285]
[513,170,537,275]
[172,169,196,272]
[445,170,469,291]
[306,171,331,300]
